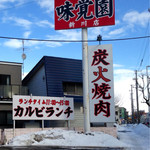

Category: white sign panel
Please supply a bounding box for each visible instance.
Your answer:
[13,95,74,120]
[88,44,115,122]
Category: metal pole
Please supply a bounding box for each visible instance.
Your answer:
[13,120,15,137]
[131,85,134,123]
[42,120,44,130]
[82,28,90,132]
[67,120,70,129]
[135,70,140,123]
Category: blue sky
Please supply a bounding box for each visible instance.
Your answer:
[0,0,150,113]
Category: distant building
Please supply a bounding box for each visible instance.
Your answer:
[0,61,28,128]
[140,112,150,127]
[22,56,84,128]
[115,106,128,124]
[119,107,127,121]
[134,110,145,123]
[115,105,120,124]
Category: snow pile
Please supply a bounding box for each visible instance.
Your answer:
[115,123,132,132]
[8,128,127,148]
[117,124,150,150]
[7,124,150,149]
[133,123,150,136]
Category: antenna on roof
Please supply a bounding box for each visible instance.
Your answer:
[22,40,26,77]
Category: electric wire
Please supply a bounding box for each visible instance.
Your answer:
[138,39,149,71]
[136,13,150,72]
[0,35,149,43]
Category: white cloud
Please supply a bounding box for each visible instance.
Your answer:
[113,68,148,113]
[37,0,54,14]
[22,72,29,80]
[0,0,16,5]
[45,29,81,47]
[88,27,102,39]
[37,20,54,28]
[3,38,46,50]
[2,15,54,30]
[25,40,42,47]
[0,0,16,2]
[88,10,150,40]
[114,69,133,75]
[4,39,22,48]
[113,64,124,68]
[88,24,124,40]
[123,11,150,27]
[0,4,5,9]
[114,77,133,111]
[23,31,31,38]
[109,27,126,36]
[113,68,134,112]
[58,30,81,41]
[45,41,62,47]
[88,26,112,40]
[115,20,120,25]
[0,0,21,9]
[2,16,32,29]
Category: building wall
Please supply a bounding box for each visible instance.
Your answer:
[119,107,126,119]
[0,62,22,128]
[0,63,22,85]
[23,56,84,128]
[44,57,84,127]
[115,106,128,124]
[115,105,119,123]
[44,56,83,102]
[0,103,13,128]
[70,102,84,127]
[26,65,47,96]
[44,102,84,128]
[0,103,12,111]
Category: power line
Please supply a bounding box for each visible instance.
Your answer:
[102,36,150,42]
[137,11,150,71]
[0,35,149,43]
[138,40,149,71]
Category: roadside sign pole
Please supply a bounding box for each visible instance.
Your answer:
[82,28,90,133]
[67,120,70,129]
[42,120,44,130]
[13,120,15,137]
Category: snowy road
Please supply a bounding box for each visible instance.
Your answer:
[117,124,150,150]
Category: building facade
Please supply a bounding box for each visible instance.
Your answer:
[115,106,128,124]
[0,61,28,128]
[22,56,84,128]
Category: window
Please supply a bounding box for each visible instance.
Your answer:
[0,111,12,125]
[0,75,11,85]
[115,111,118,115]
[63,82,83,96]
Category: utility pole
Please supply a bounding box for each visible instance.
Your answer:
[146,66,150,113]
[131,85,135,123]
[135,70,140,123]
[82,28,90,133]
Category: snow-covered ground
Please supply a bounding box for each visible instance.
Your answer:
[117,123,150,150]
[7,124,150,150]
